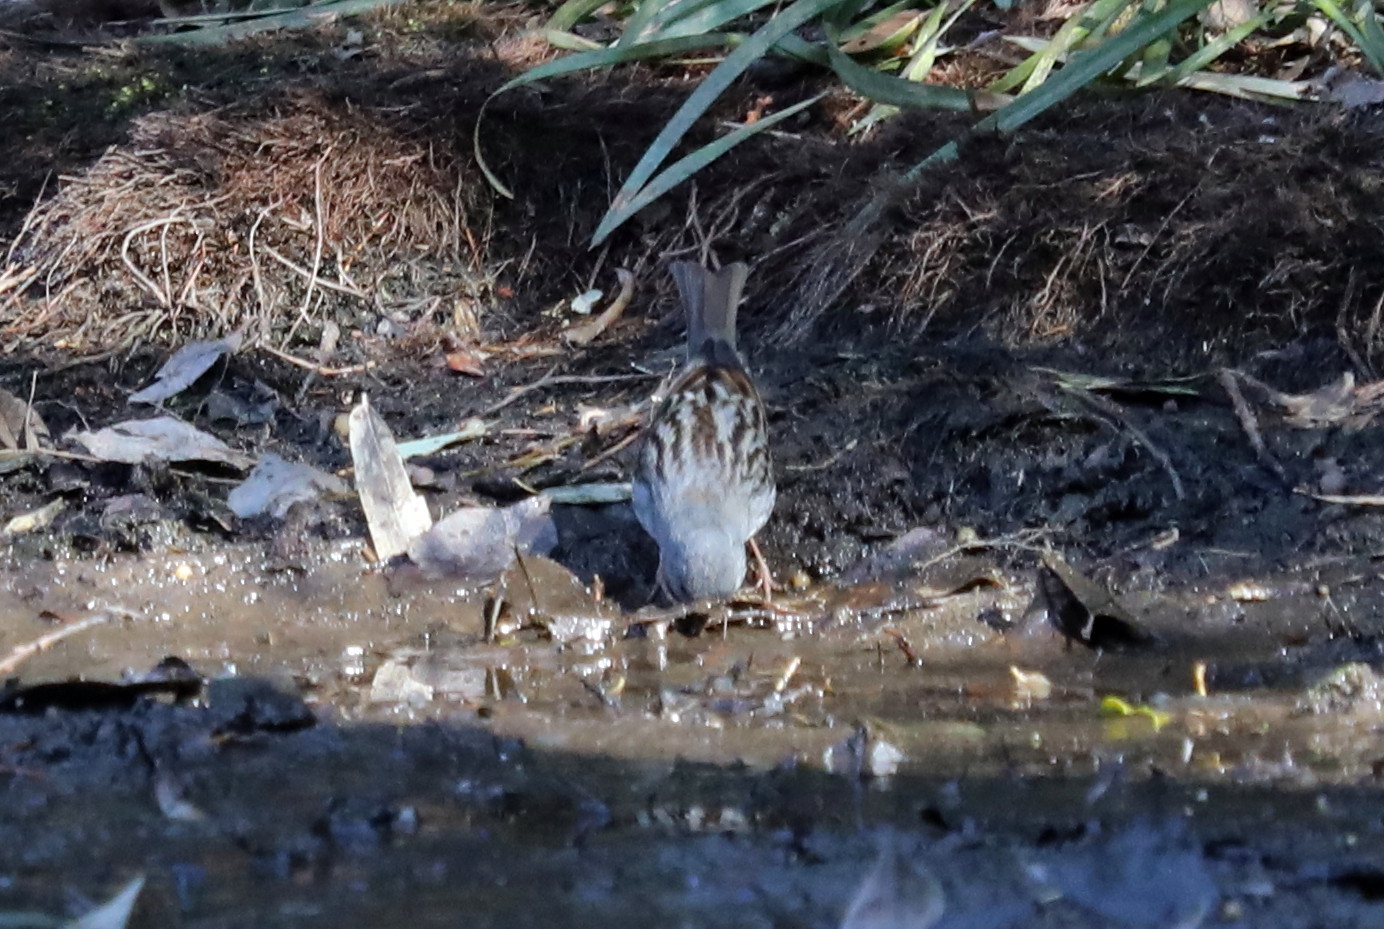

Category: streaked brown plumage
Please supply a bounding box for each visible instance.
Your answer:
[632,261,775,602]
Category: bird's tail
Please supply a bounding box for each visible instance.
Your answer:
[671,261,748,364]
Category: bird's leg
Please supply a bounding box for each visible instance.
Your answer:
[747,537,777,603]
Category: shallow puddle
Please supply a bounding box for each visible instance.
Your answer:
[6,541,1384,926]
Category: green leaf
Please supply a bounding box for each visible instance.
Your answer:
[1165,8,1270,84]
[824,32,974,110]
[474,33,737,198]
[647,0,787,40]
[137,0,406,45]
[592,93,826,243]
[617,0,669,46]
[593,0,847,243]
[989,0,1134,94]
[903,0,972,81]
[979,0,1216,139]
[1351,0,1384,75]
[547,0,610,32]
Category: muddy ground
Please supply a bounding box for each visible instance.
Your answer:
[5,2,1384,927]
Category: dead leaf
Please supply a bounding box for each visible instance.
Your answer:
[64,875,146,929]
[2,498,65,536]
[129,333,243,405]
[839,10,923,54]
[445,346,487,376]
[348,394,433,560]
[1234,370,1384,429]
[369,658,435,705]
[407,496,557,581]
[1010,665,1054,703]
[0,387,51,474]
[69,417,253,469]
[227,453,349,518]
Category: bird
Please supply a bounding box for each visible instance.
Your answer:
[632,260,776,603]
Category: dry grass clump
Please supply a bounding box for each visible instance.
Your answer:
[1,94,490,357]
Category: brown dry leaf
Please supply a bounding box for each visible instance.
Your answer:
[839,10,923,54]
[1279,372,1384,428]
[445,346,487,376]
[1,498,66,537]
[0,386,50,452]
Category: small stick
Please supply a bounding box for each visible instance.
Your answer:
[260,245,370,299]
[1062,387,1185,501]
[0,610,121,676]
[480,367,656,417]
[1297,490,1384,507]
[282,149,333,349]
[581,426,642,471]
[1218,369,1286,483]
[259,344,376,377]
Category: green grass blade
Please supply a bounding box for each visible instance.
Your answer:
[852,0,979,135]
[137,0,406,45]
[824,35,975,109]
[1353,0,1384,75]
[547,0,610,32]
[617,0,669,46]
[592,94,827,244]
[903,0,973,80]
[836,0,920,44]
[988,0,1132,94]
[651,0,790,39]
[492,34,737,95]
[907,0,1216,180]
[543,29,604,51]
[1166,9,1270,84]
[1136,0,1174,87]
[1176,70,1312,99]
[475,33,738,198]
[596,0,848,238]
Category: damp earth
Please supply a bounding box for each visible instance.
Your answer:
[5,2,1384,927]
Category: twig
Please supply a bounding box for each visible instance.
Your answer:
[262,245,368,299]
[121,216,185,307]
[248,199,281,328]
[0,609,123,676]
[282,148,332,349]
[581,425,643,471]
[785,438,858,473]
[259,343,376,376]
[1218,369,1286,483]
[1297,490,1384,507]
[480,366,657,417]
[1060,386,1185,500]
